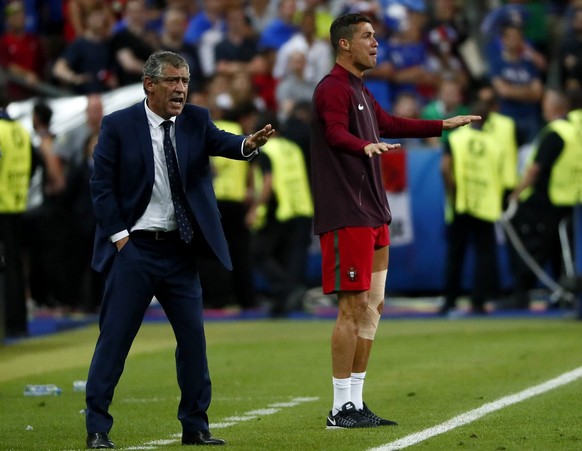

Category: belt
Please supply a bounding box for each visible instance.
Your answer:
[131,230,179,241]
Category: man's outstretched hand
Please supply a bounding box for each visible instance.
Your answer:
[442,115,482,130]
[363,142,401,158]
[245,124,276,151]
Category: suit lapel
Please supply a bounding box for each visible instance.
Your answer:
[132,105,155,186]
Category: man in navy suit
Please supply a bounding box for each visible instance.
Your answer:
[84,50,274,449]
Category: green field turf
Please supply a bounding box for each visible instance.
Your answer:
[1,317,582,450]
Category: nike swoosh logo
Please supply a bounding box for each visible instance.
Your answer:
[358,104,364,110]
[328,417,336,426]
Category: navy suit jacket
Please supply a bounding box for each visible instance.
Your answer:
[90,101,249,274]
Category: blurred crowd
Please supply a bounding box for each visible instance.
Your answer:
[1,0,582,336]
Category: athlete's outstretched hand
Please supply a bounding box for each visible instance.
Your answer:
[442,115,482,130]
[363,142,401,158]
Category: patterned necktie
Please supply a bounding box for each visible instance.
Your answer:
[162,120,194,243]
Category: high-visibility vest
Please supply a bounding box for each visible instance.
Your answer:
[568,108,582,132]
[448,126,505,222]
[0,118,32,213]
[482,111,518,189]
[211,120,250,202]
[259,136,313,221]
[521,118,582,205]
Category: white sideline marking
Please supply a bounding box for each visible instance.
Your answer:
[123,396,318,450]
[369,366,582,451]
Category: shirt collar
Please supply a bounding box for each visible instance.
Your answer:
[144,99,176,129]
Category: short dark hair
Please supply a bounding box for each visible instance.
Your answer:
[329,13,371,53]
[33,100,53,126]
[142,50,189,93]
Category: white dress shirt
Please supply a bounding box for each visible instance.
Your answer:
[110,100,256,243]
[110,100,178,242]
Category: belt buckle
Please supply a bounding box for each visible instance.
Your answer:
[154,231,165,240]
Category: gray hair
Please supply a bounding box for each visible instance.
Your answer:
[142,50,190,94]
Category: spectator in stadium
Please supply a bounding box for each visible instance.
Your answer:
[480,0,549,72]
[507,88,582,311]
[388,91,425,149]
[360,3,394,112]
[109,0,157,86]
[275,50,318,122]
[310,13,480,429]
[245,0,275,33]
[303,0,334,40]
[487,24,544,146]
[0,0,46,101]
[157,5,206,94]
[0,91,33,338]
[424,0,469,59]
[421,77,470,147]
[247,47,279,111]
[558,6,582,90]
[52,5,118,94]
[53,93,104,171]
[258,0,298,51]
[272,8,333,84]
[183,0,226,47]
[229,70,267,112]
[62,0,116,43]
[384,4,440,105]
[214,7,259,77]
[83,50,274,449]
[424,0,473,84]
[439,100,505,316]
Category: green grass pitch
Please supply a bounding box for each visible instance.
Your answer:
[1,317,582,450]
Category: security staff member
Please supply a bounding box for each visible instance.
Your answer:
[247,114,313,317]
[440,100,505,315]
[0,97,33,337]
[205,115,257,310]
[508,89,582,309]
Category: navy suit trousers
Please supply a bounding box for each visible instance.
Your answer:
[85,234,211,434]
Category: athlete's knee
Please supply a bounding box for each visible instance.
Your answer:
[358,270,387,340]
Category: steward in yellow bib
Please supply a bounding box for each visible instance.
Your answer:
[0,103,33,338]
[248,114,313,317]
[205,116,257,310]
[0,113,32,212]
[508,88,582,310]
[439,101,504,315]
[483,110,519,191]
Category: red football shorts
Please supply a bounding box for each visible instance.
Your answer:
[319,224,390,294]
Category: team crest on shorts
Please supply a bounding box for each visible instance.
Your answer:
[346,266,358,282]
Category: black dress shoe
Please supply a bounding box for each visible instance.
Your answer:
[86,432,115,449]
[182,430,226,446]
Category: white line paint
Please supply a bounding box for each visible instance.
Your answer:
[369,366,582,451]
[120,396,319,449]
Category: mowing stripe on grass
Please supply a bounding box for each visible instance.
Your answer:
[369,366,582,451]
[123,396,319,450]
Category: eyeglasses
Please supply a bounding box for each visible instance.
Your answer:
[157,76,190,86]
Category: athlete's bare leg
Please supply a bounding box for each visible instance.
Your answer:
[331,246,389,378]
[353,245,389,373]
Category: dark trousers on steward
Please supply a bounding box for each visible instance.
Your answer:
[443,213,499,310]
